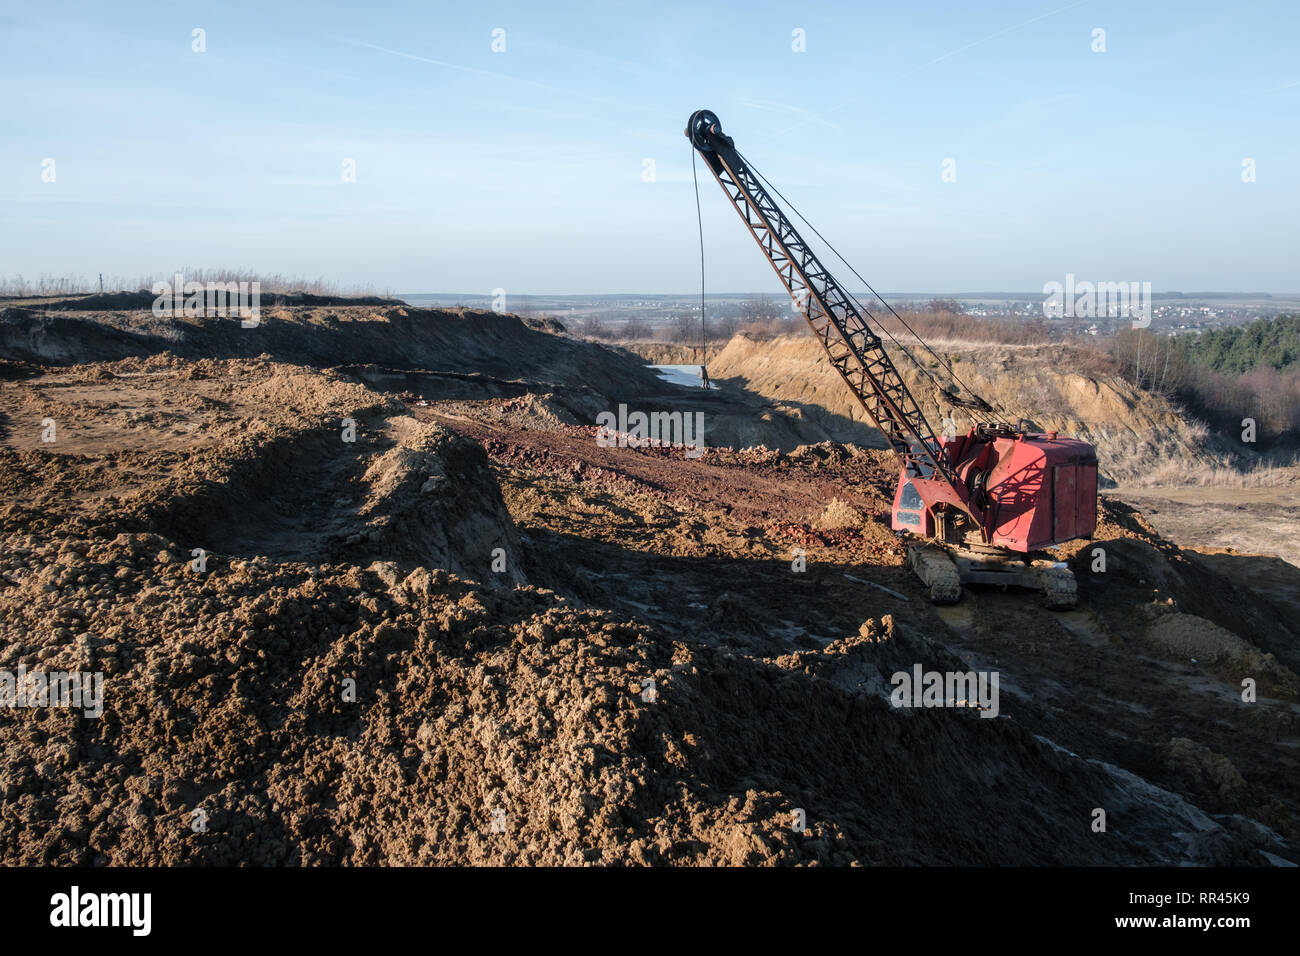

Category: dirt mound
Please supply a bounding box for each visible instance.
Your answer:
[1142,612,1299,691]
[1161,739,1251,807]
[356,419,526,584]
[132,415,522,585]
[0,306,662,404]
[812,498,865,530]
[0,360,524,587]
[0,542,1278,865]
[0,307,172,367]
[1145,612,1260,663]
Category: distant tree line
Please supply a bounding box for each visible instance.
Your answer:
[1111,315,1300,442]
[1183,314,1300,375]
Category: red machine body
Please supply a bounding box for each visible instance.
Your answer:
[891,429,1098,552]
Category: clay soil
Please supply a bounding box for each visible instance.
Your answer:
[1,305,1298,866]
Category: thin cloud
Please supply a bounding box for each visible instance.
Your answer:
[759,0,1092,142]
[738,98,843,134]
[335,37,612,106]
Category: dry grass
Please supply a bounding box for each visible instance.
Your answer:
[874,309,1051,346]
[1,269,389,298]
[1140,458,1300,488]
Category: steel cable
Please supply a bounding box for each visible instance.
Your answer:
[737,148,1001,424]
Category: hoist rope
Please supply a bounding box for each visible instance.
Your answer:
[691,145,708,371]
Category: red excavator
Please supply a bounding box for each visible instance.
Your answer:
[686,109,1097,608]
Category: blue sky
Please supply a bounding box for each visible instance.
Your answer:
[2,0,1297,294]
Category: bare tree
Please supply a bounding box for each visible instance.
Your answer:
[927,297,965,315]
[1112,329,1192,396]
[670,310,699,343]
[576,314,609,340]
[622,316,651,341]
[712,311,741,341]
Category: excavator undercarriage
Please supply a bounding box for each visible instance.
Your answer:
[904,503,1079,609]
[907,543,1078,610]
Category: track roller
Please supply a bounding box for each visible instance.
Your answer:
[907,544,963,604]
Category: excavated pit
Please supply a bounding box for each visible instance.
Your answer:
[0,304,1297,866]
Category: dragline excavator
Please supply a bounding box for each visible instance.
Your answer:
[685,109,1097,609]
